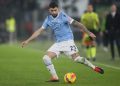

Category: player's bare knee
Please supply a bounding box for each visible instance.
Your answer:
[71,53,79,60]
[47,52,57,59]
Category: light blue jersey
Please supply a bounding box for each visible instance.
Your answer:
[42,11,74,42]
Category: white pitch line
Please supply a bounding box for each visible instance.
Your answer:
[94,62,120,70]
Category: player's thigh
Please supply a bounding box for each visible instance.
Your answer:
[64,43,79,59]
[46,51,57,59]
[71,53,80,60]
[65,52,80,60]
[47,43,60,59]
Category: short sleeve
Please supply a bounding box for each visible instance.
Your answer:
[41,17,49,29]
[67,16,74,24]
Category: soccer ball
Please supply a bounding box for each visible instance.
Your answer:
[64,72,76,83]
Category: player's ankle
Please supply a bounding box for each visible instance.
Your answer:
[52,75,59,80]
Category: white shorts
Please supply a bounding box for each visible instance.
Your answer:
[47,40,78,57]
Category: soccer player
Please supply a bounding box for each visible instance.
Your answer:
[21,2,104,82]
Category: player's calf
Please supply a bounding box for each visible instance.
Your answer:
[74,56,95,69]
[73,56,104,74]
[43,55,59,81]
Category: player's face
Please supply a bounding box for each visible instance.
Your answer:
[87,5,93,12]
[49,7,59,18]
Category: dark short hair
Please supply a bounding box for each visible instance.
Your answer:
[49,2,58,8]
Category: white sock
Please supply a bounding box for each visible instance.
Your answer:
[43,55,58,79]
[74,56,95,69]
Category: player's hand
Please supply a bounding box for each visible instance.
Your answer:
[89,32,96,40]
[21,40,29,48]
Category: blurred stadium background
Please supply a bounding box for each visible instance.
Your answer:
[0,0,120,42]
[0,0,120,86]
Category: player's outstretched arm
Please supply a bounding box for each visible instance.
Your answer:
[21,27,44,48]
[72,20,96,39]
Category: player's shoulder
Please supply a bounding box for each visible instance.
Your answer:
[44,15,51,22]
[60,11,68,17]
[46,16,50,20]
[61,11,66,15]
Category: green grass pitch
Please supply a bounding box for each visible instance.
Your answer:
[0,41,120,86]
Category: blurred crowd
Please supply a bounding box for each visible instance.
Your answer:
[0,0,37,43]
[0,0,120,60]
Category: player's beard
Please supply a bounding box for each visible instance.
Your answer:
[52,14,58,18]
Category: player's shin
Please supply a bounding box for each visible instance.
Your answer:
[74,56,95,69]
[43,55,58,79]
